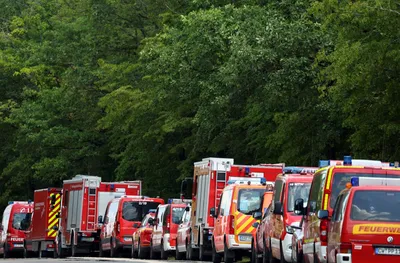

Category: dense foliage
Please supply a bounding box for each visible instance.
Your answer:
[0,0,399,205]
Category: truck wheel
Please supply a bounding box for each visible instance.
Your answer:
[160,240,168,260]
[3,243,10,259]
[175,239,183,260]
[110,238,119,258]
[199,243,209,261]
[262,240,269,263]
[269,239,279,263]
[99,240,104,257]
[212,241,221,263]
[131,240,135,258]
[150,242,158,259]
[138,240,146,259]
[71,236,77,257]
[23,243,31,258]
[57,235,64,258]
[224,241,234,263]
[251,240,257,263]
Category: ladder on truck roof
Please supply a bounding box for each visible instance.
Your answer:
[215,171,226,208]
[86,179,98,231]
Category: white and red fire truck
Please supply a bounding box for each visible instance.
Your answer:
[55,175,142,257]
[180,157,283,260]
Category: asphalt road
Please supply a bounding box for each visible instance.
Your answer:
[1,258,199,263]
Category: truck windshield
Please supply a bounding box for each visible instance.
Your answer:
[350,190,400,222]
[287,183,311,212]
[122,201,161,222]
[12,213,32,230]
[238,189,266,215]
[330,172,400,208]
[172,207,185,224]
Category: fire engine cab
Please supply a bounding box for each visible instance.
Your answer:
[180,157,283,260]
[0,201,33,258]
[326,177,400,263]
[55,175,142,257]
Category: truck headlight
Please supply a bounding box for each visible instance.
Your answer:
[286,226,294,234]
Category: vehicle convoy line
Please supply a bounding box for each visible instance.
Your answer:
[2,156,400,263]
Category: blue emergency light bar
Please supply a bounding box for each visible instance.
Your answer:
[8,201,13,205]
[318,160,330,167]
[148,209,157,213]
[227,177,266,185]
[351,177,359,186]
[351,176,400,187]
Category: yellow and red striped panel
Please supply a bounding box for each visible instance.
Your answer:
[234,211,257,235]
[48,193,61,238]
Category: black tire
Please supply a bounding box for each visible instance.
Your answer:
[4,243,10,258]
[186,240,192,260]
[296,244,303,263]
[280,241,287,263]
[251,239,257,263]
[199,243,210,261]
[160,240,168,260]
[269,239,279,263]
[131,240,135,259]
[212,241,222,263]
[23,243,31,259]
[175,239,183,260]
[224,241,234,263]
[99,240,104,257]
[262,239,269,263]
[56,234,65,258]
[38,242,42,259]
[138,241,147,259]
[71,234,77,257]
[313,244,318,263]
[150,242,159,259]
[110,237,119,258]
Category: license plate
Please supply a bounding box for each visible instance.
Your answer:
[375,247,400,255]
[81,237,95,242]
[46,248,54,251]
[13,244,23,248]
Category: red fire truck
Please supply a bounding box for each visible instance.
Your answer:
[180,157,283,260]
[24,188,62,258]
[55,175,142,257]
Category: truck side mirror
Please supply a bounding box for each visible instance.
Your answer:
[273,201,283,215]
[294,199,305,215]
[317,210,329,220]
[148,217,154,226]
[252,222,259,228]
[98,215,103,224]
[210,207,216,218]
[252,211,262,220]
[185,206,190,212]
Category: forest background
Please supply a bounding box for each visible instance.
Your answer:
[1,0,400,208]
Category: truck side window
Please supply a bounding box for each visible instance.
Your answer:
[307,170,327,214]
[332,195,343,222]
[274,180,284,203]
[223,190,233,216]
[218,193,226,216]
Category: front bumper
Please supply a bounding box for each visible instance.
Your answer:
[336,253,352,263]
[227,234,251,250]
[116,237,133,250]
[8,242,24,251]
